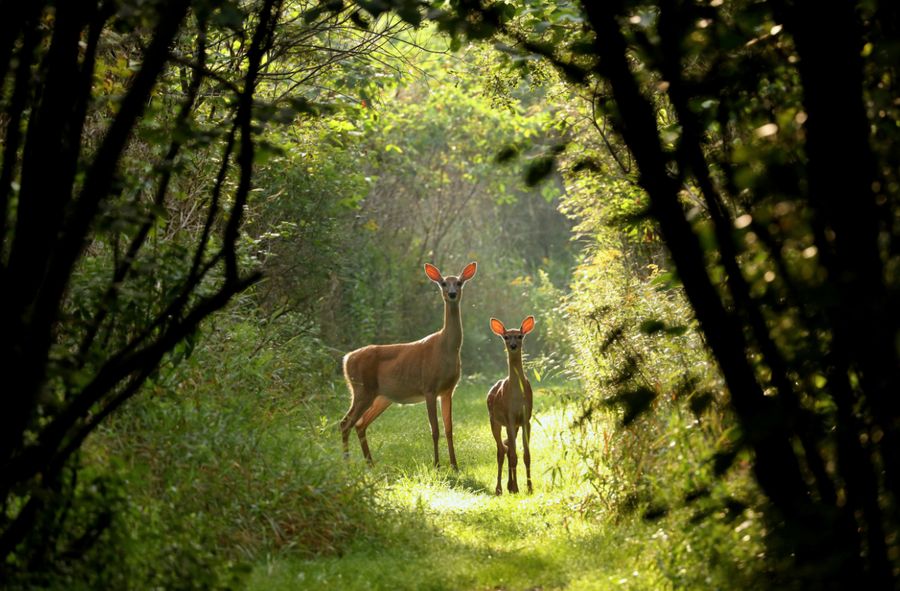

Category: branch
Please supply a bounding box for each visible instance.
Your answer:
[580,2,813,517]
[77,11,207,364]
[33,0,191,344]
[225,0,282,283]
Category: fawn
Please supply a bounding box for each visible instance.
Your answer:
[340,262,477,469]
[486,316,535,494]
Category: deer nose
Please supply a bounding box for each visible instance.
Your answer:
[448,291,457,299]
[509,343,517,350]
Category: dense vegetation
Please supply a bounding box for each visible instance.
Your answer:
[1,0,898,589]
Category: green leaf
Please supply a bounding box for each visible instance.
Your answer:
[638,319,666,335]
[643,503,669,521]
[607,387,657,426]
[525,156,555,186]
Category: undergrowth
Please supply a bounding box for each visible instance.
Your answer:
[38,305,771,590]
[75,312,384,588]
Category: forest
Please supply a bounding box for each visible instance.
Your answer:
[1,0,899,589]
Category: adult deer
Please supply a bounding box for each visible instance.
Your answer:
[486,316,535,494]
[340,262,477,469]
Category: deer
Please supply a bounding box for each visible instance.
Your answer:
[340,261,477,470]
[486,316,536,495]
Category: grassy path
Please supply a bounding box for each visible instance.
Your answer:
[246,382,667,591]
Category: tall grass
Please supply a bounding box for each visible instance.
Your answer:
[64,304,770,590]
[81,312,382,588]
[245,376,766,590]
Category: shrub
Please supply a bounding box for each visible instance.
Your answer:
[555,241,769,587]
[68,309,384,587]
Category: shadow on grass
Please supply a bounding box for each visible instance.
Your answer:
[243,382,634,591]
[445,471,491,495]
[248,505,573,591]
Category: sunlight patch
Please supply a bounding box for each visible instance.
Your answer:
[418,488,485,513]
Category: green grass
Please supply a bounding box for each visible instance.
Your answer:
[246,381,675,591]
[88,327,763,591]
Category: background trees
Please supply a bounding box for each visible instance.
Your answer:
[0,0,277,567]
[379,0,898,586]
[3,0,898,588]
[0,0,417,575]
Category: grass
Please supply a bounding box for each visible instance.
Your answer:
[85,322,764,591]
[245,381,676,591]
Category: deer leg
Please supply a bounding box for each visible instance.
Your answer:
[490,415,505,495]
[355,395,392,465]
[506,423,520,494]
[426,395,441,467]
[440,392,457,470]
[340,394,370,460]
[523,421,533,494]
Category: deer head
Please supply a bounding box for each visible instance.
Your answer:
[490,316,535,353]
[424,262,477,303]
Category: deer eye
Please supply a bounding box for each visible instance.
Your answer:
[503,335,509,340]
[441,281,446,286]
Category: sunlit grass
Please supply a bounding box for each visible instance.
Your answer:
[245,383,674,591]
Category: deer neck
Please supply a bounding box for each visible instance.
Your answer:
[440,300,463,351]
[507,353,526,394]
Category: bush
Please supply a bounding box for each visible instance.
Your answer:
[66,308,385,588]
[554,241,769,587]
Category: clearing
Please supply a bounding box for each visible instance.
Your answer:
[248,382,673,591]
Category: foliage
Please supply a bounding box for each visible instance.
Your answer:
[6,0,899,587]
[247,37,577,375]
[348,45,574,372]
[246,121,370,327]
[5,306,384,589]
[552,205,768,584]
[240,381,765,591]
[0,0,283,570]
[348,0,900,586]
[0,0,414,576]
[102,309,381,556]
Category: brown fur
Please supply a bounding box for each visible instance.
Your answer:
[486,316,535,494]
[340,262,476,468]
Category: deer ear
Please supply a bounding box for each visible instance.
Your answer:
[520,316,535,335]
[459,262,477,282]
[424,264,443,283]
[490,318,506,336]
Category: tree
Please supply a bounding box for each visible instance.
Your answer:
[0,0,441,571]
[0,0,283,566]
[352,0,900,585]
